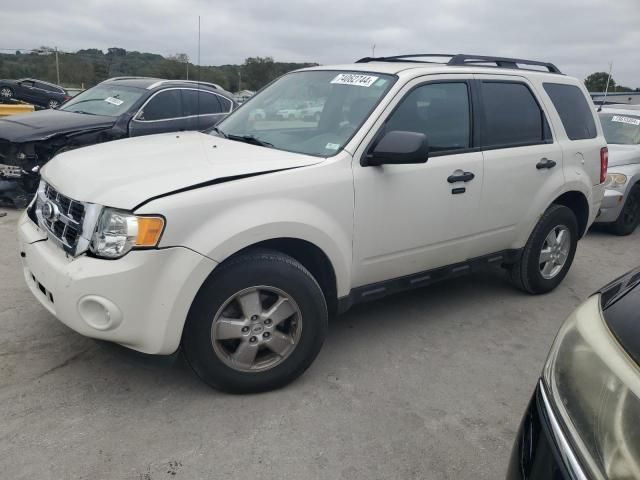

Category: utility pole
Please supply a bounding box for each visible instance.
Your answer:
[55,47,60,85]
[371,44,376,57]
[186,60,189,80]
[238,68,242,92]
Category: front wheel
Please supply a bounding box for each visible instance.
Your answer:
[0,87,13,99]
[47,99,60,109]
[510,204,578,294]
[182,249,328,393]
[609,184,640,236]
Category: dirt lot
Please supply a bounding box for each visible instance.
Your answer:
[1,207,638,480]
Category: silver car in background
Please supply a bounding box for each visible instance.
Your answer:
[596,105,640,235]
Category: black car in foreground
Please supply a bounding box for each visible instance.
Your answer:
[0,77,236,206]
[508,267,640,479]
[0,78,69,109]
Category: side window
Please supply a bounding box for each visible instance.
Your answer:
[182,90,223,116]
[218,96,232,112]
[385,82,471,152]
[139,90,182,121]
[543,83,597,140]
[37,82,55,92]
[20,80,35,88]
[480,82,550,147]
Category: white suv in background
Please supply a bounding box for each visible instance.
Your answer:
[17,54,606,393]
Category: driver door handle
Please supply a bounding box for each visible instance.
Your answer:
[536,158,557,169]
[447,171,475,183]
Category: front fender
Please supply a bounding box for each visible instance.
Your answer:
[138,164,355,297]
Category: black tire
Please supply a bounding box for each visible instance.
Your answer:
[608,184,640,236]
[510,204,579,294]
[182,249,328,393]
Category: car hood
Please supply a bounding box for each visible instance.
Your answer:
[607,144,640,168]
[0,109,116,142]
[42,131,324,210]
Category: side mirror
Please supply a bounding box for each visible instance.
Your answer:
[363,130,428,166]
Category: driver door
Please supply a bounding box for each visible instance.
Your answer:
[351,76,484,287]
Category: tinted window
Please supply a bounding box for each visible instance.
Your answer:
[140,90,182,121]
[544,83,597,140]
[385,82,470,152]
[182,90,222,116]
[218,96,232,112]
[20,80,35,88]
[480,82,549,147]
[36,82,60,93]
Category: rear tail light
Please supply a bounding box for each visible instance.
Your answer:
[63,95,71,102]
[600,147,608,184]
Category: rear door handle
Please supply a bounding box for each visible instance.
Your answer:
[536,158,557,170]
[447,171,475,183]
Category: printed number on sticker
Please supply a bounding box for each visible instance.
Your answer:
[331,74,379,87]
[612,115,640,126]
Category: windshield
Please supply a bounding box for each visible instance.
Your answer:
[600,113,640,145]
[60,84,145,117]
[214,70,396,156]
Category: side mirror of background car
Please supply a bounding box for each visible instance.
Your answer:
[363,130,429,167]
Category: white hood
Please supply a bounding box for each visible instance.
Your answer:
[41,131,323,209]
[607,144,640,168]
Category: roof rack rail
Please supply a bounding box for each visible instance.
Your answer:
[145,79,224,90]
[355,54,562,74]
[100,76,156,83]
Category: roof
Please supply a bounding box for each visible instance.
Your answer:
[99,77,234,98]
[300,62,567,81]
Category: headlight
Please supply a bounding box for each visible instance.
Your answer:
[543,296,640,479]
[605,173,628,189]
[90,208,165,259]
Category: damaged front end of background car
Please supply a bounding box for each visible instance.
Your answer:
[0,125,120,208]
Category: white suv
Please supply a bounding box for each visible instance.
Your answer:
[17,54,606,393]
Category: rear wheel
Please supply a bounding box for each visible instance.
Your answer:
[47,99,60,109]
[510,204,578,294]
[183,249,328,393]
[609,184,640,236]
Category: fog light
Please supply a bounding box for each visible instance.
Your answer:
[78,295,122,330]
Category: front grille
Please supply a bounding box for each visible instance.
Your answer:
[34,181,100,256]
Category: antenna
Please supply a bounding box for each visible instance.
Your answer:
[197,15,201,117]
[599,62,613,112]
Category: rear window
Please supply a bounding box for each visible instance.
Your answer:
[543,83,597,140]
[480,81,551,147]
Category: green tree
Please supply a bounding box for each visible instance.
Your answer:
[585,72,615,92]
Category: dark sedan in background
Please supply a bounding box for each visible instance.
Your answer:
[0,76,236,206]
[508,267,640,479]
[0,78,70,109]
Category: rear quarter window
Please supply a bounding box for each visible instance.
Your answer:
[543,83,597,140]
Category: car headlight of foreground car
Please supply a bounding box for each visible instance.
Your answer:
[90,208,165,259]
[543,296,640,479]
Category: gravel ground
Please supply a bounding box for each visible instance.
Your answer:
[1,207,638,480]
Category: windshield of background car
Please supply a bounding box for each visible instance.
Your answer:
[60,84,145,117]
[600,113,640,145]
[214,70,396,156]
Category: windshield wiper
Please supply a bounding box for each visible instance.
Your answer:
[226,133,273,148]
[211,126,227,138]
[69,110,97,115]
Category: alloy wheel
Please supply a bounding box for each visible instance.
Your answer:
[539,225,571,280]
[211,286,302,372]
[0,87,12,98]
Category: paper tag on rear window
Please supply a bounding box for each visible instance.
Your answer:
[611,115,640,126]
[331,73,379,87]
[104,96,124,106]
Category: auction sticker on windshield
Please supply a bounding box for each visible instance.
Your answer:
[331,73,379,87]
[611,115,640,126]
[104,96,124,106]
